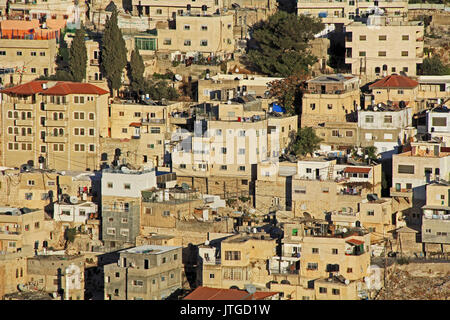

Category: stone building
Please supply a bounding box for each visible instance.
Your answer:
[104,245,183,300]
[344,14,424,82]
[0,80,110,171]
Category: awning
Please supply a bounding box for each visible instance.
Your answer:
[129,122,142,127]
[346,238,364,245]
[343,167,371,174]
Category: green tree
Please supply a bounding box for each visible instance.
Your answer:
[64,227,77,243]
[128,46,146,99]
[268,75,308,115]
[145,80,179,100]
[69,25,87,82]
[420,55,450,75]
[289,127,323,157]
[247,11,324,77]
[101,8,127,96]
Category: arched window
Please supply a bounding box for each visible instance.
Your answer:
[375,67,380,74]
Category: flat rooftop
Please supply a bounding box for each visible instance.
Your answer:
[122,245,181,255]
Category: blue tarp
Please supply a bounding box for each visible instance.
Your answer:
[272,103,286,113]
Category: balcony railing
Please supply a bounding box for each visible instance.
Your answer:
[142,118,165,124]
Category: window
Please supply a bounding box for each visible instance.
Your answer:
[40,52,45,56]
[327,104,333,109]
[384,115,393,123]
[106,228,116,235]
[200,40,208,46]
[310,103,315,110]
[365,115,374,123]
[347,268,353,273]
[179,164,186,169]
[346,131,353,137]
[312,248,319,254]
[89,128,95,136]
[119,112,124,117]
[359,35,366,41]
[224,251,241,260]
[163,211,170,217]
[27,180,35,186]
[402,35,409,40]
[31,68,36,73]
[378,51,386,57]
[398,165,414,174]
[238,148,245,155]
[124,183,131,190]
[432,117,447,127]
[379,35,387,41]
[239,166,246,171]
[401,51,408,57]
[184,40,191,46]
[0,51,5,55]
[107,182,113,188]
[74,144,85,152]
[184,25,190,30]
[135,37,156,51]
[403,67,408,72]
[17,51,22,56]
[221,147,227,154]
[120,229,129,237]
[163,39,171,45]
[384,133,393,140]
[307,263,318,270]
[122,128,128,133]
[332,289,340,295]
[332,130,339,137]
[89,113,95,120]
[150,127,160,134]
[209,273,215,279]
[367,210,375,216]
[201,25,208,31]
[359,51,366,57]
[156,9,162,14]
[220,165,227,170]
[332,249,338,254]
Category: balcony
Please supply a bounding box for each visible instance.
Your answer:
[390,187,413,198]
[13,103,34,110]
[0,230,21,240]
[15,135,34,142]
[45,119,68,127]
[142,118,165,125]
[43,103,67,111]
[44,134,67,143]
[14,119,34,126]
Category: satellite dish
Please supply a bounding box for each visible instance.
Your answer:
[70,196,79,204]
[373,106,378,111]
[181,183,190,190]
[345,279,350,285]
[174,74,182,81]
[121,166,131,173]
[357,106,361,111]
[343,228,348,233]
[204,240,210,246]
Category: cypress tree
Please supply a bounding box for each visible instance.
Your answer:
[128,46,145,99]
[101,8,128,97]
[69,25,87,82]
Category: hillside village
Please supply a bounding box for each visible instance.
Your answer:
[0,0,449,301]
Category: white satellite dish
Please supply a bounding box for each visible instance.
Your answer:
[374,106,378,111]
[69,196,79,204]
[345,279,350,285]
[204,240,210,246]
[342,228,348,233]
[357,106,361,111]
[121,166,131,173]
[174,74,182,81]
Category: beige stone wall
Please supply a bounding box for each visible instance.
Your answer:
[345,22,424,81]
[0,39,57,85]
[0,252,28,298]
[300,234,371,281]
[157,14,235,55]
[0,90,109,171]
[301,90,360,128]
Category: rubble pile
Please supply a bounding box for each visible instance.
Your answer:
[377,267,450,300]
